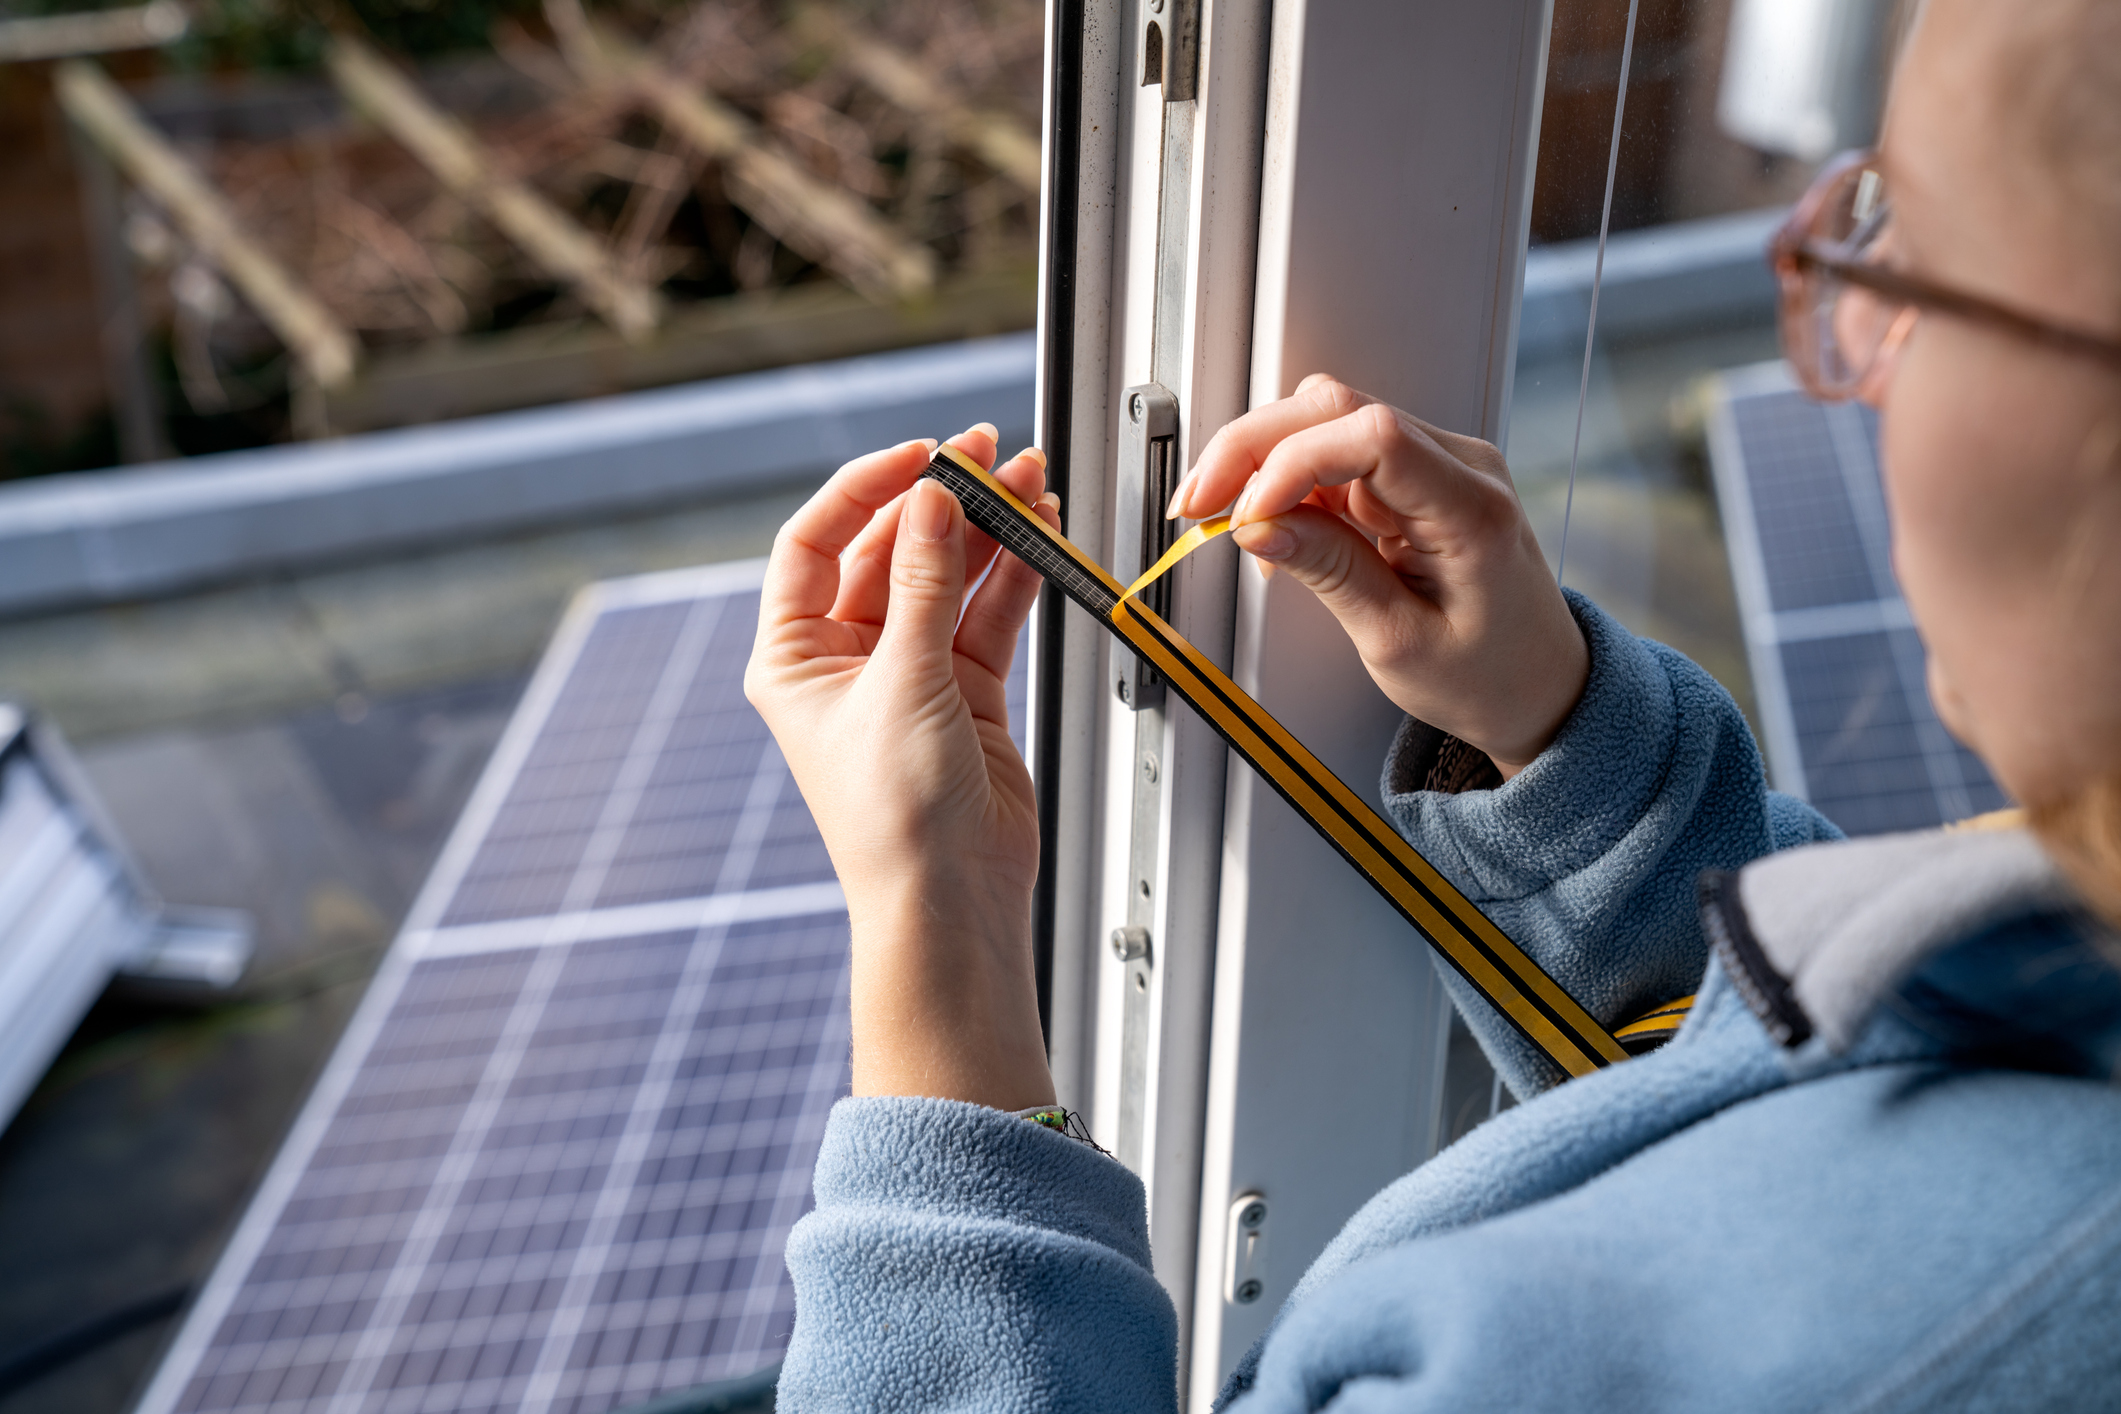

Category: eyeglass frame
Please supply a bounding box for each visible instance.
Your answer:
[1770,148,2121,401]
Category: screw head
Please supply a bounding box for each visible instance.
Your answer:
[1239,1201,1267,1230]
[1141,753,1160,783]
[1129,391,1147,421]
[1234,1278,1262,1304]
[1116,676,1131,705]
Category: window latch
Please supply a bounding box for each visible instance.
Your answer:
[1113,382,1180,711]
[1140,0,1199,102]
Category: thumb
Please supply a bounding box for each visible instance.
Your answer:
[875,478,969,685]
[1232,505,1420,652]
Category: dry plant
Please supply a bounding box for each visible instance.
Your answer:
[191,0,1043,352]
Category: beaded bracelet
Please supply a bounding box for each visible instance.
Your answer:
[1012,1105,1113,1156]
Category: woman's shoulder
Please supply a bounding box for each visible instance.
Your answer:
[1242,838,2121,1410]
[1242,1012,2121,1412]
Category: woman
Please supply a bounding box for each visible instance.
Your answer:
[744,0,2121,1406]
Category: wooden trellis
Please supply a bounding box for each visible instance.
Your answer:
[57,0,1044,442]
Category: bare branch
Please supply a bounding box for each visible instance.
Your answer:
[56,59,361,389]
[327,35,664,341]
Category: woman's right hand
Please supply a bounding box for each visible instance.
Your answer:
[1173,375,1588,778]
[746,427,1059,1114]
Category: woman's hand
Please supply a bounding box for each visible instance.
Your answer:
[746,424,1059,1112]
[1172,375,1588,777]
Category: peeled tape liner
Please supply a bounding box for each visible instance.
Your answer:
[1121,514,1232,606]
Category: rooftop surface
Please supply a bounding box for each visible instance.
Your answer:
[0,487,804,1413]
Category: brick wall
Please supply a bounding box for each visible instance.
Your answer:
[0,60,111,450]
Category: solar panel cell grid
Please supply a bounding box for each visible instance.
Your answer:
[170,914,848,1414]
[1774,634,1933,836]
[1711,365,2007,835]
[592,604,792,912]
[444,601,725,928]
[1729,393,1884,614]
[140,560,1030,1414]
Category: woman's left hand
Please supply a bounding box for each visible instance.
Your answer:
[746,425,1059,1112]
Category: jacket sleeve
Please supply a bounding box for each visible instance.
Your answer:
[1381,590,1838,1097]
[778,1095,1178,1413]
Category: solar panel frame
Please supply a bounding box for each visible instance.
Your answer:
[0,707,255,1132]
[1708,361,2007,834]
[133,559,938,1414]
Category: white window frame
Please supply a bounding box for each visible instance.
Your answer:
[1029,0,1555,1401]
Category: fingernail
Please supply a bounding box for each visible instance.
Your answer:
[1164,469,1194,520]
[1234,521,1294,562]
[909,479,955,542]
[1016,446,1047,469]
[918,437,939,453]
[1037,492,1060,511]
[970,422,999,442]
[1231,482,1257,524]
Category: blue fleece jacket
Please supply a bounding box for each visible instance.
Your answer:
[778,595,2121,1411]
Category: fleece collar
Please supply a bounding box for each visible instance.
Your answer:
[1703,824,2097,1055]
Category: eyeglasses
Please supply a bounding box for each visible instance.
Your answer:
[1770,149,2121,403]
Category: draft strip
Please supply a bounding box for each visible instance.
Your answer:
[924,444,1627,1077]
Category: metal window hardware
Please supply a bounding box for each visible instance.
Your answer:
[1113,382,1181,712]
[1112,381,1178,1165]
[1224,1192,1269,1304]
[1140,0,1199,102]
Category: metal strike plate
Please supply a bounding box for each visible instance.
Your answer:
[1140,0,1199,102]
[1113,382,1180,712]
[1224,1192,1269,1305]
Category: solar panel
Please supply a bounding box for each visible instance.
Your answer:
[1708,361,2008,834]
[0,709,253,1135]
[136,558,1030,1414]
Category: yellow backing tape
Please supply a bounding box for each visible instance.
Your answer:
[1613,994,1697,1050]
[1121,515,1232,605]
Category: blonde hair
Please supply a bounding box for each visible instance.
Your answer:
[2033,782,2121,931]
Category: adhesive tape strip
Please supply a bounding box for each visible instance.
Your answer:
[921,444,1629,1077]
[1121,515,1233,605]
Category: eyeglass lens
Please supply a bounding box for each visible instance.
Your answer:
[1799,162,1905,397]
